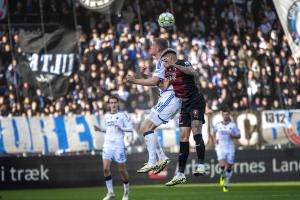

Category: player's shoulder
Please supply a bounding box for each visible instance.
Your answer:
[156,59,163,69]
[228,121,238,129]
[229,121,237,126]
[176,59,192,67]
[118,111,130,120]
[214,121,222,128]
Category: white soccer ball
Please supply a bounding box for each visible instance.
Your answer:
[158,12,175,28]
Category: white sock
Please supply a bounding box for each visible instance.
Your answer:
[123,181,129,194]
[176,171,185,176]
[105,175,114,193]
[225,171,233,187]
[155,132,167,161]
[144,131,157,166]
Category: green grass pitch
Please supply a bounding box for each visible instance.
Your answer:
[1,182,300,200]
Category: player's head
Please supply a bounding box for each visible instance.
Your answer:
[108,95,119,113]
[151,38,168,57]
[161,48,177,68]
[221,106,231,122]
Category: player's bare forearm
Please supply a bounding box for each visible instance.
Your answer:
[134,78,159,86]
[230,134,241,139]
[175,65,196,76]
[126,75,160,86]
[94,125,105,132]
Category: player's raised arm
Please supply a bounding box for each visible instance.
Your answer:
[115,113,133,132]
[175,64,196,76]
[125,74,160,86]
[230,123,241,139]
[93,125,106,132]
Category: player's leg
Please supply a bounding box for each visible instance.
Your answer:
[165,126,190,186]
[155,131,168,161]
[223,152,235,192]
[117,163,129,200]
[154,96,181,174]
[190,95,206,176]
[218,159,226,187]
[165,112,190,186]
[137,118,158,173]
[102,158,115,200]
[191,119,206,176]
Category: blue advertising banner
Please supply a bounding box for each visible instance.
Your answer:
[0,110,300,154]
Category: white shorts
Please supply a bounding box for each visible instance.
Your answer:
[102,145,126,163]
[147,91,181,126]
[215,148,235,164]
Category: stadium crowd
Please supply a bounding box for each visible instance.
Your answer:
[0,0,299,117]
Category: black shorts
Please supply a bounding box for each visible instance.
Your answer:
[179,93,206,127]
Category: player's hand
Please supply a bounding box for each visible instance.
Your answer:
[115,122,123,131]
[126,75,135,83]
[94,125,101,132]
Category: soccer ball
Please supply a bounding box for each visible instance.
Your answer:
[158,12,175,28]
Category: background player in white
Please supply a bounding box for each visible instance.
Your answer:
[126,38,181,174]
[213,107,240,192]
[94,96,133,200]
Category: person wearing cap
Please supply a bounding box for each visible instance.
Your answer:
[125,38,181,174]
[161,48,207,186]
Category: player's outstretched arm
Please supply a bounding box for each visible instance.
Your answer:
[94,125,106,132]
[175,65,196,76]
[126,75,160,86]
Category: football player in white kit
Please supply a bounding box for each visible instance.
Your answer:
[95,96,133,200]
[126,38,181,174]
[213,107,240,192]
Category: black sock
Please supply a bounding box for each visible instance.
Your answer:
[178,142,189,173]
[220,166,225,175]
[193,134,205,164]
[105,175,112,181]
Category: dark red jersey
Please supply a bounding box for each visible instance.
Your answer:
[165,59,199,98]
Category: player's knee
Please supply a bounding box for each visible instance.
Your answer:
[103,167,111,175]
[118,167,127,175]
[180,134,189,142]
[140,120,155,133]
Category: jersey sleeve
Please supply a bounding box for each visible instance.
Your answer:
[213,122,218,133]
[120,113,133,132]
[183,60,193,68]
[177,60,193,68]
[231,123,240,136]
[152,59,165,79]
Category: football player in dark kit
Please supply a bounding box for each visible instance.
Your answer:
[160,48,207,186]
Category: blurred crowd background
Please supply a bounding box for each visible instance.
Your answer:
[0,0,299,117]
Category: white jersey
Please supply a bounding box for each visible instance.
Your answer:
[214,121,240,152]
[103,111,133,148]
[153,59,174,95]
